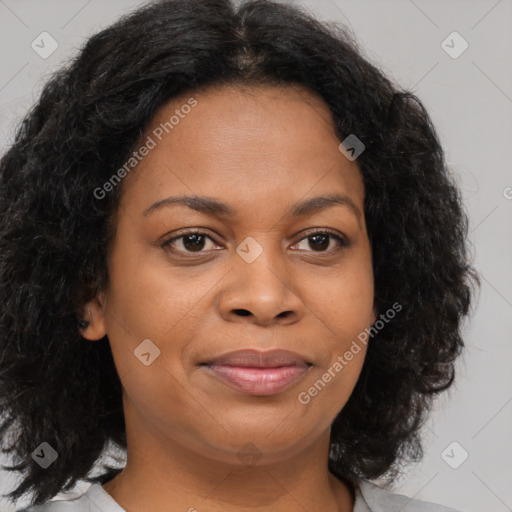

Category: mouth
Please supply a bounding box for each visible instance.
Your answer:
[199,349,313,396]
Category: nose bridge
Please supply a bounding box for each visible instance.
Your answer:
[236,232,289,297]
[218,232,302,325]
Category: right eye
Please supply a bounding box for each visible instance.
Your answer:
[161,230,222,254]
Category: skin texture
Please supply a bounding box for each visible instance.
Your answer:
[81,83,376,512]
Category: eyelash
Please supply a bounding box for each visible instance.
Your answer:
[161,228,349,256]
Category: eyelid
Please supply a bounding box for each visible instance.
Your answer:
[161,228,220,246]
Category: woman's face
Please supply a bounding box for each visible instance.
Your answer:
[84,84,376,466]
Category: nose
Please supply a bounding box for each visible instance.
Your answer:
[217,242,304,327]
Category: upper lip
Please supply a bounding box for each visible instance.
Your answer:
[200,349,311,368]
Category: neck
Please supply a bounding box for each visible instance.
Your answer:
[102,422,354,512]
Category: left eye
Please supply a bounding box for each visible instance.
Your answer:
[292,231,348,253]
[162,230,348,254]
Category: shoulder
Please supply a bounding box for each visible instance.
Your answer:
[355,480,463,512]
[16,495,87,512]
[18,480,463,512]
[15,482,125,512]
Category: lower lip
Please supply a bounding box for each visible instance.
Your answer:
[202,364,311,395]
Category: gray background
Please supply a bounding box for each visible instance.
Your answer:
[1,0,511,511]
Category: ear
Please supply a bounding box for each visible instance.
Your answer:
[79,292,108,340]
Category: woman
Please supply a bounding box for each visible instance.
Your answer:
[0,1,478,511]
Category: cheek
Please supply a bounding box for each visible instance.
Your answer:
[103,240,226,383]
[321,255,374,338]
[104,240,196,338]
[102,249,199,422]
[300,254,373,402]
[294,330,368,432]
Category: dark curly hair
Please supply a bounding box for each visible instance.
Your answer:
[0,0,479,507]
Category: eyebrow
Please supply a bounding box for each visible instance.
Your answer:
[142,193,362,223]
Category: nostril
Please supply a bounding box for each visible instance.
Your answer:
[234,309,251,316]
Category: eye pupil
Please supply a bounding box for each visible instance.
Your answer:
[309,234,329,251]
[183,234,205,252]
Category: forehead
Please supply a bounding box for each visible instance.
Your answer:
[119,83,365,216]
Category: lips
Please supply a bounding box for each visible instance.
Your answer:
[201,349,311,368]
[199,349,312,396]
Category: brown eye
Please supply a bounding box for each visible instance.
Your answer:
[162,231,219,253]
[306,233,330,251]
[293,230,349,253]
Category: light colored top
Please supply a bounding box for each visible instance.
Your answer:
[17,480,463,512]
